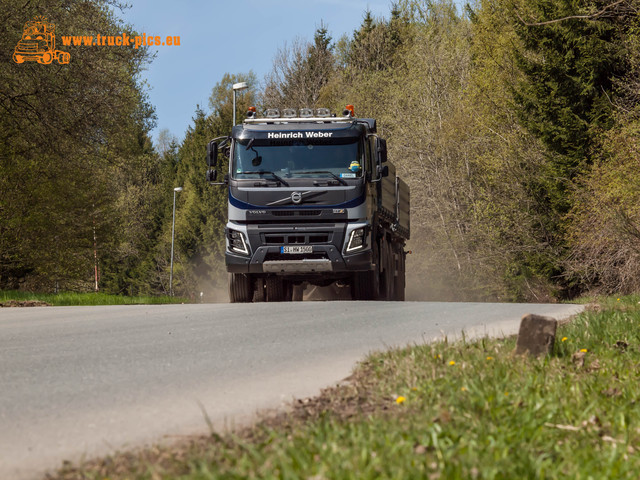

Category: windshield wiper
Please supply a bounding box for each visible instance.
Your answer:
[291,170,348,186]
[241,170,289,186]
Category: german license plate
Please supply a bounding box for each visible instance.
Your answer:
[281,245,312,254]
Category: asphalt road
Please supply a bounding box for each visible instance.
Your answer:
[0,301,584,479]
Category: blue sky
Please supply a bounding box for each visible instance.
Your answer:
[118,0,395,143]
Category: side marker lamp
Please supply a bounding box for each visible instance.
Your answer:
[344,104,355,117]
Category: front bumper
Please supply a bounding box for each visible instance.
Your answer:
[226,244,372,274]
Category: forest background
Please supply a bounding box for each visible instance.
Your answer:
[2,0,639,302]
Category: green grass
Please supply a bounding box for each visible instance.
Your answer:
[53,297,640,479]
[0,290,189,306]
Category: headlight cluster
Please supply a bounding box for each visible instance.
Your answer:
[346,227,366,252]
[228,229,249,255]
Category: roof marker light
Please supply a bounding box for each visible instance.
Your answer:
[265,108,280,118]
[282,108,296,118]
[299,108,313,117]
[315,108,331,117]
[344,105,355,117]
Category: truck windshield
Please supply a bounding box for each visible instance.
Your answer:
[232,138,363,180]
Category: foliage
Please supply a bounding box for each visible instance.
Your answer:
[0,289,188,305]
[0,0,157,292]
[262,25,335,110]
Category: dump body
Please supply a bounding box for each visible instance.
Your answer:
[208,110,410,301]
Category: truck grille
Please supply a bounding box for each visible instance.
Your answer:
[271,210,321,217]
[263,233,330,245]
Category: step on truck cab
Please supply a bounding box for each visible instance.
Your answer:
[206,105,410,302]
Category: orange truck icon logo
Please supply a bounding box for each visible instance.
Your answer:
[13,17,70,65]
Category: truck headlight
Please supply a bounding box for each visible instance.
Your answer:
[228,229,249,255]
[346,227,366,252]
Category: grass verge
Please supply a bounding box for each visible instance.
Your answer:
[52,297,640,479]
[0,290,189,306]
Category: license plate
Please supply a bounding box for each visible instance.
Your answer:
[281,245,312,254]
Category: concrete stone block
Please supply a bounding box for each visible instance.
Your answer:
[515,314,558,356]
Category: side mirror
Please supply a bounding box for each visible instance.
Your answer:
[206,168,217,182]
[206,141,218,167]
[376,138,388,164]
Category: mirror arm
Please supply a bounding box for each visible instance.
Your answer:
[211,135,229,145]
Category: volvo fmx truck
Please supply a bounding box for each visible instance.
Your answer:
[206,106,410,302]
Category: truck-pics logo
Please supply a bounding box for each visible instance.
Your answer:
[13,16,70,65]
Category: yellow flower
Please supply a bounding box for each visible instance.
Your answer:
[561,337,568,342]
[486,356,493,361]
[449,360,456,366]
[505,392,509,396]
[434,354,442,359]
[580,348,588,353]
[617,298,621,301]
[396,396,406,405]
[411,387,418,391]
[461,387,467,392]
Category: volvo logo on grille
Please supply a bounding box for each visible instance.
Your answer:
[291,191,303,204]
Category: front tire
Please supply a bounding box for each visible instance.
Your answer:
[38,52,53,65]
[229,273,253,303]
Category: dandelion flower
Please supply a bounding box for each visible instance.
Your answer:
[486,356,493,361]
[449,360,456,366]
[461,387,467,392]
[580,348,588,353]
[411,387,418,391]
[561,337,568,342]
[617,298,621,301]
[396,396,406,405]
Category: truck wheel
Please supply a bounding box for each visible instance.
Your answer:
[379,241,395,301]
[229,273,253,303]
[253,278,266,302]
[38,52,53,65]
[13,54,24,64]
[393,245,406,301]
[352,270,378,300]
[56,51,70,64]
[266,276,285,302]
